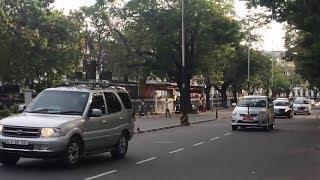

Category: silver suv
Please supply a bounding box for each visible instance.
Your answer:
[0,85,134,168]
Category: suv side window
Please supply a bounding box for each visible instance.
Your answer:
[104,92,122,114]
[118,92,132,109]
[90,93,106,114]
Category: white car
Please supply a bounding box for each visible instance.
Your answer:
[276,98,289,102]
[293,98,311,115]
[310,99,315,107]
[231,96,275,131]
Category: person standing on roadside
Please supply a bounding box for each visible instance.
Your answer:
[165,99,171,118]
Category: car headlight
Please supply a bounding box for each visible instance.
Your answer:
[0,125,3,133]
[40,128,62,138]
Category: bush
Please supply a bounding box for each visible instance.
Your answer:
[0,109,11,118]
[9,105,19,114]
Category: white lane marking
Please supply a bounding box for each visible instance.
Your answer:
[210,137,220,141]
[224,133,231,136]
[193,142,205,147]
[169,148,184,154]
[85,170,117,180]
[136,157,157,165]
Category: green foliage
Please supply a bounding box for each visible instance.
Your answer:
[0,0,83,90]
[251,0,320,90]
[0,109,11,118]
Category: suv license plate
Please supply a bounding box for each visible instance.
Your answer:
[5,140,29,145]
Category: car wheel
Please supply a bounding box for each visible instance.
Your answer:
[61,138,82,169]
[0,153,20,166]
[111,133,128,159]
[232,125,238,131]
[269,124,274,130]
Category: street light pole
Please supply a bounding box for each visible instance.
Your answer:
[247,39,250,95]
[180,0,189,125]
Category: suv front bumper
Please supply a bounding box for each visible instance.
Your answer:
[0,135,69,158]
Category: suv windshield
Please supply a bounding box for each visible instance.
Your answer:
[294,99,309,105]
[273,101,290,106]
[238,98,267,108]
[25,90,89,115]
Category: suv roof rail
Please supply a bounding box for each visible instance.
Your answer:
[59,80,127,91]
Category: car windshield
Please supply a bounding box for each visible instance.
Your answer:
[25,90,89,115]
[274,101,290,106]
[294,99,309,104]
[237,98,267,108]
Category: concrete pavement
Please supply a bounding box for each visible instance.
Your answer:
[0,109,319,180]
[134,109,232,132]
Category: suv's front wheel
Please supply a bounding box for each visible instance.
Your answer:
[61,137,82,168]
[0,153,20,166]
[111,133,128,159]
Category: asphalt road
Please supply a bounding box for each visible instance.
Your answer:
[0,108,320,180]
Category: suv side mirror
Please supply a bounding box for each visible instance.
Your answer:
[18,105,27,113]
[89,109,102,117]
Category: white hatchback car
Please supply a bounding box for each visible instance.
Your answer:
[231,96,275,131]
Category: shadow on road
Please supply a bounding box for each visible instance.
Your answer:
[0,153,135,173]
[236,127,281,133]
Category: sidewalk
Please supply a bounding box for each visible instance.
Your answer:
[134,109,232,132]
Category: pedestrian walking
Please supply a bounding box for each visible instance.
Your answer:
[165,99,171,118]
[139,98,146,117]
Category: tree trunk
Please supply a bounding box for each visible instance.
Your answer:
[220,88,228,109]
[204,86,211,110]
[232,90,238,104]
[314,90,319,100]
[204,77,212,110]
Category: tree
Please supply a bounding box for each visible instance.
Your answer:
[0,0,83,91]
[113,0,241,117]
[250,0,320,97]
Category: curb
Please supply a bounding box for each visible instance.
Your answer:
[134,116,230,134]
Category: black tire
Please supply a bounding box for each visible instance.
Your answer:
[111,133,128,159]
[61,137,82,169]
[232,125,238,131]
[269,124,274,130]
[0,153,20,166]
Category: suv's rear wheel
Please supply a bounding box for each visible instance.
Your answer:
[0,153,20,166]
[111,133,128,159]
[61,138,82,168]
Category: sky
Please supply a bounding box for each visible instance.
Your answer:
[54,0,286,51]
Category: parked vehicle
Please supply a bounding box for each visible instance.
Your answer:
[273,100,293,118]
[0,85,134,168]
[231,96,275,131]
[293,98,311,115]
[276,98,290,102]
[310,99,315,107]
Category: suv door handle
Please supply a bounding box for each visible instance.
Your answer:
[102,120,107,124]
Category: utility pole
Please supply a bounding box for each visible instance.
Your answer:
[180,0,189,126]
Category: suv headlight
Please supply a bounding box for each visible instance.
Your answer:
[0,125,3,133]
[40,128,62,138]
